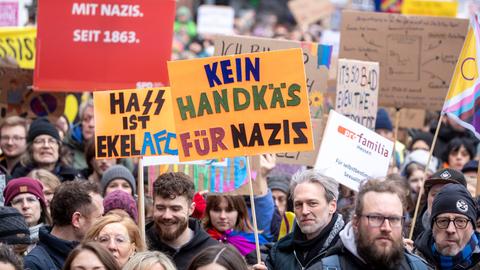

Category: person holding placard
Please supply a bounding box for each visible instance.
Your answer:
[264,169,344,269]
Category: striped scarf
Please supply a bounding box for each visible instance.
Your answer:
[431,232,479,270]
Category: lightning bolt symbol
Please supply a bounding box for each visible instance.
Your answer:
[142,90,153,115]
[154,90,165,115]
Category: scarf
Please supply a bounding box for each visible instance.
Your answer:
[207,228,268,256]
[432,231,479,270]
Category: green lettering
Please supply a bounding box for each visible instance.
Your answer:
[213,89,230,113]
[287,83,301,106]
[176,96,196,120]
[233,87,250,111]
[197,92,213,117]
[252,85,267,110]
[270,87,285,108]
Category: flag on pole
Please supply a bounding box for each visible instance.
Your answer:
[443,15,480,138]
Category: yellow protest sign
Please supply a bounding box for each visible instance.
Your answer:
[401,0,457,17]
[93,87,177,158]
[0,27,36,69]
[168,48,314,161]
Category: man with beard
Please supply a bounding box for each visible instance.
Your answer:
[414,184,480,269]
[264,169,345,269]
[146,172,218,270]
[321,179,431,269]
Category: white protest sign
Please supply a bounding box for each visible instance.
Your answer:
[197,5,234,35]
[336,59,379,130]
[315,110,393,191]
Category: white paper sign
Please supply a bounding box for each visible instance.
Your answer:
[197,5,234,35]
[315,110,393,191]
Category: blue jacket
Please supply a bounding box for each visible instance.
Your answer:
[24,226,78,270]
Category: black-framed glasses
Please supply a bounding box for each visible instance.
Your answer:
[360,214,405,228]
[434,217,469,229]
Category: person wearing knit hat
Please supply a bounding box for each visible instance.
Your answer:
[267,174,295,241]
[0,206,31,246]
[10,117,79,182]
[3,177,51,245]
[415,184,480,269]
[462,160,479,196]
[409,131,434,152]
[103,190,138,223]
[375,108,405,170]
[101,165,136,196]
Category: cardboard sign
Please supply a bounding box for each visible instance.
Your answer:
[197,5,234,35]
[213,34,331,119]
[339,11,468,110]
[275,117,326,166]
[93,87,177,158]
[34,0,175,91]
[168,49,314,161]
[0,1,18,26]
[0,27,36,69]
[336,59,379,129]
[387,108,426,129]
[401,0,458,17]
[315,110,393,191]
[288,0,335,26]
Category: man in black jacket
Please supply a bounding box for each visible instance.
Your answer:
[264,169,345,269]
[322,179,431,270]
[146,172,218,270]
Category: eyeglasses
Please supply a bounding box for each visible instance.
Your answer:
[0,136,25,143]
[11,196,39,207]
[360,214,405,228]
[33,138,59,147]
[96,234,131,246]
[434,217,470,229]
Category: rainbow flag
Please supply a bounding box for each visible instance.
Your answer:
[442,16,480,138]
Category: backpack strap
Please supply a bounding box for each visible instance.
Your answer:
[321,255,341,270]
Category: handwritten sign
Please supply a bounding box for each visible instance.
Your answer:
[142,155,262,195]
[339,11,468,110]
[34,0,175,91]
[168,49,314,161]
[197,5,234,35]
[401,0,458,17]
[0,27,36,69]
[288,0,334,27]
[213,34,331,119]
[315,110,393,191]
[0,1,18,26]
[336,59,379,129]
[93,87,177,158]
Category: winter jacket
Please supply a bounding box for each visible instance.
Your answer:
[415,229,480,270]
[64,124,88,170]
[146,218,218,270]
[24,226,78,270]
[265,213,344,270]
[11,162,79,182]
[323,222,432,270]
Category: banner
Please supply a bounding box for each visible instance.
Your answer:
[0,27,36,69]
[197,5,234,35]
[401,0,457,17]
[168,48,314,161]
[93,87,177,158]
[0,1,18,26]
[339,11,468,110]
[336,59,379,129]
[34,0,175,91]
[315,110,393,191]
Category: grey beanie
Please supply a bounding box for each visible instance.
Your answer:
[267,174,290,195]
[0,206,31,245]
[101,165,136,195]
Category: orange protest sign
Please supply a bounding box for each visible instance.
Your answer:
[93,87,177,158]
[168,48,314,161]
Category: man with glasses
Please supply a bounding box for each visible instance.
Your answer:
[415,184,480,269]
[321,179,430,269]
[0,116,28,178]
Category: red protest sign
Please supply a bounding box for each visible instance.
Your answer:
[34,0,175,92]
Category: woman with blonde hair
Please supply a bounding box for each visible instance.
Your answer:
[122,251,176,270]
[84,214,145,268]
[28,168,61,214]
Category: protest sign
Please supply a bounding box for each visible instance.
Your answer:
[93,87,177,158]
[197,5,234,35]
[0,1,18,26]
[168,48,314,161]
[387,108,426,129]
[401,0,457,17]
[34,0,175,91]
[288,0,334,27]
[339,11,468,110]
[315,110,393,191]
[336,59,379,129]
[213,34,331,119]
[275,117,326,166]
[142,155,262,195]
[0,27,35,69]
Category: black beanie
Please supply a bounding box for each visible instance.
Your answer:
[27,117,60,143]
[0,207,31,245]
[431,184,477,229]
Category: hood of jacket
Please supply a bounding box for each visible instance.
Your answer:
[338,221,367,264]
